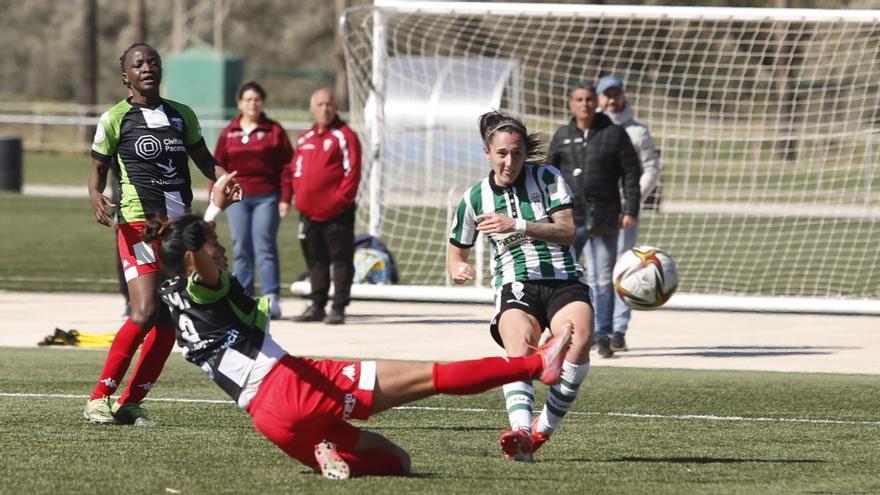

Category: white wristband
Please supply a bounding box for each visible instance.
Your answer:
[204,203,222,222]
[209,174,228,206]
[515,218,527,233]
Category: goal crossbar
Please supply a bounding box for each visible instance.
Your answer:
[375,1,880,22]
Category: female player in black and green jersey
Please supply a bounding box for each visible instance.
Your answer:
[447,110,595,462]
[84,43,236,425]
[140,180,572,479]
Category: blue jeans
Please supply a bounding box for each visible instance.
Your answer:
[612,223,639,334]
[225,192,281,297]
[577,226,619,339]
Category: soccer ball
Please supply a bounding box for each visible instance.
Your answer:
[613,245,678,310]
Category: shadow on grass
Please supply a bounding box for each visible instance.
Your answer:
[624,345,856,359]
[367,425,499,433]
[346,314,487,326]
[613,456,825,464]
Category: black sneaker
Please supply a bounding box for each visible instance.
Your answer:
[292,305,326,322]
[596,336,614,358]
[323,309,345,325]
[610,331,628,352]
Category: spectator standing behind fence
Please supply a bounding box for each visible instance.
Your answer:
[281,88,361,325]
[596,74,662,355]
[548,82,641,359]
[214,81,293,320]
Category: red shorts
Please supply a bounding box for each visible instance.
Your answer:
[117,221,160,282]
[247,355,376,468]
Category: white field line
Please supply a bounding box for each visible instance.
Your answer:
[2,392,878,427]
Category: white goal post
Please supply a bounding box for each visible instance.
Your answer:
[321,1,880,314]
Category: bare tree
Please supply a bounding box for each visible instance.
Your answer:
[133,0,147,42]
[80,0,97,109]
[334,0,351,110]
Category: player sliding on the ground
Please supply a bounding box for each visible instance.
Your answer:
[142,178,573,480]
[447,110,595,462]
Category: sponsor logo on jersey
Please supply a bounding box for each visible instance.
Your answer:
[163,137,186,153]
[221,329,240,349]
[157,159,176,177]
[135,135,162,160]
[341,364,356,382]
[492,231,528,251]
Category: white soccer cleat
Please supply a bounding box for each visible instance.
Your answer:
[314,440,350,480]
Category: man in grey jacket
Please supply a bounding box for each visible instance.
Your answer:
[596,75,662,354]
[548,82,641,358]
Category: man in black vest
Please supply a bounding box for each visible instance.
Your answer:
[548,82,641,358]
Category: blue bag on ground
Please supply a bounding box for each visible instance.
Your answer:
[353,235,399,285]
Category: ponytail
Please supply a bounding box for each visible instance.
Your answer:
[478,110,543,161]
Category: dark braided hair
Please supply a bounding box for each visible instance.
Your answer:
[478,110,543,161]
[142,214,204,277]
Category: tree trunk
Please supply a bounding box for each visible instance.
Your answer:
[334,0,350,111]
[80,0,97,108]
[132,0,147,43]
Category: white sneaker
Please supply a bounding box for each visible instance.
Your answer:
[314,440,350,479]
[269,295,282,320]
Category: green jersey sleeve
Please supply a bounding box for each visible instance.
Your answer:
[186,270,231,304]
[91,110,120,161]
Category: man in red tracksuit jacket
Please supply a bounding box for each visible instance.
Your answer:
[281,88,362,325]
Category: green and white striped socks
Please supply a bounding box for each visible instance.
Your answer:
[503,381,534,431]
[535,361,590,434]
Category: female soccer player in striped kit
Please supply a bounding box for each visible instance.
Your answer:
[142,179,572,479]
[447,110,595,462]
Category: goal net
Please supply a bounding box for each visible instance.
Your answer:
[336,1,880,313]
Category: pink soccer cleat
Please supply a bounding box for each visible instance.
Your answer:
[535,323,573,385]
[530,417,551,453]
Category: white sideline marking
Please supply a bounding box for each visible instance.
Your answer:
[3,392,879,426]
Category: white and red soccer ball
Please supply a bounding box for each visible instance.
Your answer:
[613,245,678,310]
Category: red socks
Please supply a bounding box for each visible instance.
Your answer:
[89,319,148,400]
[432,355,543,395]
[118,325,176,404]
[89,320,175,403]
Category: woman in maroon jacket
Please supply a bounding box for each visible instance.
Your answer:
[214,81,293,319]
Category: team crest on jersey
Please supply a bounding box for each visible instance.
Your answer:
[323,138,333,151]
[170,117,184,133]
